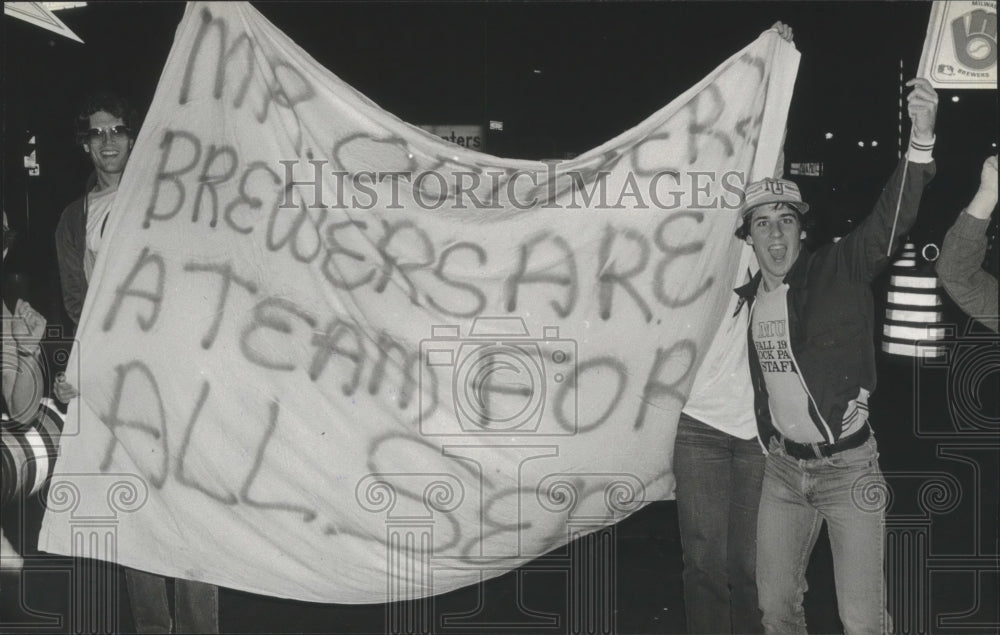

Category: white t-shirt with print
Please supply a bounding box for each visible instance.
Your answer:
[750,282,824,443]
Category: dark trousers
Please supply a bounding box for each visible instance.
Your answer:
[674,413,765,634]
[125,568,219,633]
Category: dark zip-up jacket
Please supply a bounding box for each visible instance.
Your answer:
[55,173,97,325]
[735,156,935,448]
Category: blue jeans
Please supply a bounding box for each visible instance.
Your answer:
[674,413,766,634]
[125,568,219,633]
[756,435,886,635]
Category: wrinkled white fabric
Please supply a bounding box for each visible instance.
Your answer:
[40,1,799,603]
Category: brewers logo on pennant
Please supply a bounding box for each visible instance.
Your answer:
[917,1,998,89]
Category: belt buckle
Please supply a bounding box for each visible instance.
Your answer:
[782,437,821,460]
[779,436,797,457]
[809,442,824,459]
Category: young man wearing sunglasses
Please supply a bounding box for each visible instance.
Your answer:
[52,92,220,634]
[54,92,136,326]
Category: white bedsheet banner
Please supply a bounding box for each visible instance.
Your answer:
[40,2,799,603]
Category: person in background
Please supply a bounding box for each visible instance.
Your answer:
[936,155,998,333]
[2,210,49,573]
[3,212,47,425]
[734,77,937,634]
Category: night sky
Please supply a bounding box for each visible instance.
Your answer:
[2,1,998,325]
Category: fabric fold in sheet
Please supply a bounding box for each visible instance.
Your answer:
[40,1,799,603]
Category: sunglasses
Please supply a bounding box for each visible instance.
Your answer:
[85,125,131,143]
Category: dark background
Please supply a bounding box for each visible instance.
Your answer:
[3,1,998,315]
[2,2,998,633]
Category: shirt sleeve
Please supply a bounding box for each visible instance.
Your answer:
[833,151,936,282]
[55,204,87,325]
[936,211,999,332]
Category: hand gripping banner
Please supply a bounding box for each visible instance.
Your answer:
[40,2,799,603]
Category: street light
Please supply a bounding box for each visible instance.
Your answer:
[951,95,960,102]
[871,140,879,147]
[825,132,834,140]
[858,141,865,148]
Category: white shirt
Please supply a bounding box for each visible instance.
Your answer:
[682,244,758,439]
[84,185,118,281]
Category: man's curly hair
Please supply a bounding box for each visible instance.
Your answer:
[74,91,138,145]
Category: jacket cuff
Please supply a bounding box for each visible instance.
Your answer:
[952,210,990,238]
[906,136,935,163]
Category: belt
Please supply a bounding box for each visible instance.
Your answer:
[776,424,871,461]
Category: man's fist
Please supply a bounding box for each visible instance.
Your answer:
[980,155,998,195]
[974,154,999,210]
[967,155,998,220]
[770,21,794,43]
[11,299,45,351]
[905,78,938,144]
[53,373,79,403]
